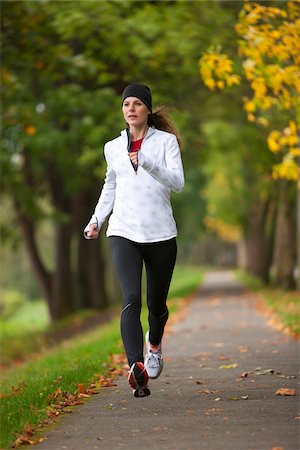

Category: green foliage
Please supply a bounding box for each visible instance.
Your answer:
[201,119,277,231]
[0,291,26,321]
[1,0,241,231]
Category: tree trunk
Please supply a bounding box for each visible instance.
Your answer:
[245,199,270,282]
[74,191,108,310]
[49,221,74,320]
[17,210,52,305]
[297,181,300,290]
[273,180,296,289]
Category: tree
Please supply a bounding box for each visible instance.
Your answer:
[1,1,121,319]
[202,120,277,281]
[199,1,299,288]
[2,0,244,318]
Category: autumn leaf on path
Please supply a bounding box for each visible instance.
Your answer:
[228,395,249,400]
[203,407,223,415]
[219,363,238,369]
[275,388,296,396]
[240,371,250,378]
[14,425,44,446]
[255,367,274,375]
[196,389,219,394]
[110,353,127,365]
[95,375,118,387]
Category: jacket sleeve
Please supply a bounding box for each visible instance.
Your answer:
[138,134,184,192]
[83,143,116,239]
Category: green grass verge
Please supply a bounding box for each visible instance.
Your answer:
[0,265,204,449]
[237,271,300,337]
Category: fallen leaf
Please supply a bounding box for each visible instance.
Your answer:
[255,368,274,376]
[15,435,36,445]
[218,354,231,361]
[196,381,202,385]
[53,387,61,399]
[277,374,296,379]
[78,393,91,398]
[212,342,224,348]
[219,363,238,369]
[197,389,218,394]
[85,389,98,395]
[275,388,295,396]
[240,371,250,378]
[238,346,249,353]
[77,384,85,394]
[203,407,223,415]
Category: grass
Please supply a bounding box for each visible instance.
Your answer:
[237,271,300,337]
[0,264,204,449]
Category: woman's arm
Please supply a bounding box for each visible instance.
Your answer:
[84,144,116,239]
[138,134,184,192]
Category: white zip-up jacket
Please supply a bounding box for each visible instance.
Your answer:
[84,126,184,243]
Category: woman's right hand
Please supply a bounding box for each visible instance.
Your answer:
[87,223,99,239]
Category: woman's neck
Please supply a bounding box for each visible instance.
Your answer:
[129,124,149,141]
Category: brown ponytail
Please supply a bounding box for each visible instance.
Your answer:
[148,106,183,150]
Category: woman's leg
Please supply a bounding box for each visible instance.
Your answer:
[142,238,177,346]
[109,236,144,367]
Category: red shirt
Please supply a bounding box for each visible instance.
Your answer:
[130,138,143,152]
[130,138,143,173]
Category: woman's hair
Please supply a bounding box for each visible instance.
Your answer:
[148,106,183,149]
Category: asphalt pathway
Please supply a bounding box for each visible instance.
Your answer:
[37,271,299,450]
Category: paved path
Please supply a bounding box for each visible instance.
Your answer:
[37,271,299,450]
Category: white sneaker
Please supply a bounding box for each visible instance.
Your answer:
[144,331,163,379]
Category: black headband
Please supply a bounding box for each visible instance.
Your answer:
[122,83,152,112]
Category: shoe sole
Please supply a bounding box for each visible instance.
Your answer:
[128,362,149,390]
[133,386,151,398]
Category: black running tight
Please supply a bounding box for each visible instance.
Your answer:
[110,236,177,367]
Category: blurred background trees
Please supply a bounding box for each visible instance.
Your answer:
[1,0,298,322]
[199,0,299,289]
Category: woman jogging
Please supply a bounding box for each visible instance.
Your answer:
[84,83,184,398]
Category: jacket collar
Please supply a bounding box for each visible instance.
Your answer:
[120,126,156,141]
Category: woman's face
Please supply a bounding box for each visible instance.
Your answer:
[122,96,150,128]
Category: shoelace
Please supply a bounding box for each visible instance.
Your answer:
[147,351,162,368]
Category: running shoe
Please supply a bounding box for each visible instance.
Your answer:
[144,331,163,379]
[128,362,150,398]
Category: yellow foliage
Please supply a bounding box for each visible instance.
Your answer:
[257,117,269,126]
[268,131,282,153]
[199,1,300,182]
[272,159,300,182]
[204,216,241,242]
[267,123,300,159]
[199,53,241,91]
